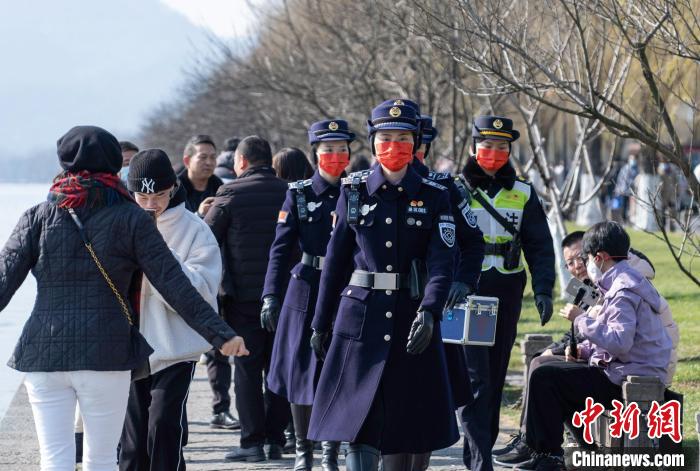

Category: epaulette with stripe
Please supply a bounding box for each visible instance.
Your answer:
[427,171,451,181]
[341,170,372,186]
[421,177,447,191]
[288,179,313,190]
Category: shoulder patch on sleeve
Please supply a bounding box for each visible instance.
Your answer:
[421,177,447,191]
[438,222,456,248]
[461,206,478,228]
[277,210,289,223]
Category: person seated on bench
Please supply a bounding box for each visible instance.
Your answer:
[494,231,680,467]
[493,231,590,466]
[513,222,672,471]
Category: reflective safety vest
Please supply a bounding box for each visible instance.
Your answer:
[470,180,531,274]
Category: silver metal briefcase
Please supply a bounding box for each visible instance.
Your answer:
[441,295,499,346]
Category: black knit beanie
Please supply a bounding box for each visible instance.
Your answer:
[127,149,177,194]
[57,125,123,174]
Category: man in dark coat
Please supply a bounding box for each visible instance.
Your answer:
[205,135,291,462]
[178,134,223,216]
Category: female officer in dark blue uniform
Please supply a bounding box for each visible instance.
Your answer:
[458,116,555,471]
[379,100,485,305]
[261,119,355,471]
[308,102,460,471]
[414,114,484,307]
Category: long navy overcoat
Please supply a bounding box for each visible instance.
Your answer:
[263,170,341,405]
[308,166,460,453]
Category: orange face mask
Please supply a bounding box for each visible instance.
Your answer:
[475,147,510,172]
[415,150,425,164]
[375,141,414,172]
[318,152,349,177]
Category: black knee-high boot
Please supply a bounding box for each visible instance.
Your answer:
[346,443,380,471]
[290,404,314,471]
[381,452,431,471]
[380,453,409,471]
[321,441,340,471]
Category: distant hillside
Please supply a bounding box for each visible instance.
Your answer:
[0,150,60,183]
[0,0,217,182]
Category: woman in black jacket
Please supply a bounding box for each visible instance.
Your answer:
[0,126,248,471]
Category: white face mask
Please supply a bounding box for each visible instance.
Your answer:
[586,258,604,283]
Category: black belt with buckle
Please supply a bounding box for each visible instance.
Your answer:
[349,270,411,291]
[301,252,325,270]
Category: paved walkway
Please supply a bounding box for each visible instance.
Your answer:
[0,365,517,470]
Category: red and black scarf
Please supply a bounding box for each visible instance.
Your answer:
[49,170,142,320]
[48,170,134,209]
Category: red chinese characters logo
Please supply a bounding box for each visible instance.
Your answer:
[572,397,605,444]
[647,400,682,443]
[609,399,640,440]
[572,397,682,444]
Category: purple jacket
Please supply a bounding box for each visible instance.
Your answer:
[576,260,672,386]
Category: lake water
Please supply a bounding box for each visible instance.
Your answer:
[0,183,48,420]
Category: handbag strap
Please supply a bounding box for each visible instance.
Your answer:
[458,175,520,238]
[66,208,133,326]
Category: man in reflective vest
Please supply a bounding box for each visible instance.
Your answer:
[457,116,555,471]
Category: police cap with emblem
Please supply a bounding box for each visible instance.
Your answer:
[380,98,422,117]
[367,103,420,134]
[367,102,421,153]
[127,149,177,194]
[381,99,424,139]
[308,119,356,144]
[472,116,520,142]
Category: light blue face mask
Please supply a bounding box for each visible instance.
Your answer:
[120,166,130,183]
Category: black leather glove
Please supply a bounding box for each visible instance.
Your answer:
[310,330,330,361]
[535,294,554,326]
[444,282,475,311]
[260,295,281,332]
[406,310,435,355]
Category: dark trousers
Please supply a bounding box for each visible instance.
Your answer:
[230,301,290,449]
[205,348,231,414]
[206,296,232,415]
[461,269,525,471]
[525,361,621,454]
[119,361,196,471]
[519,354,566,434]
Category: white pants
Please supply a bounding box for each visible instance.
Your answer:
[24,370,131,471]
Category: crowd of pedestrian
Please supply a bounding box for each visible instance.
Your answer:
[0,97,678,471]
[605,142,699,230]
